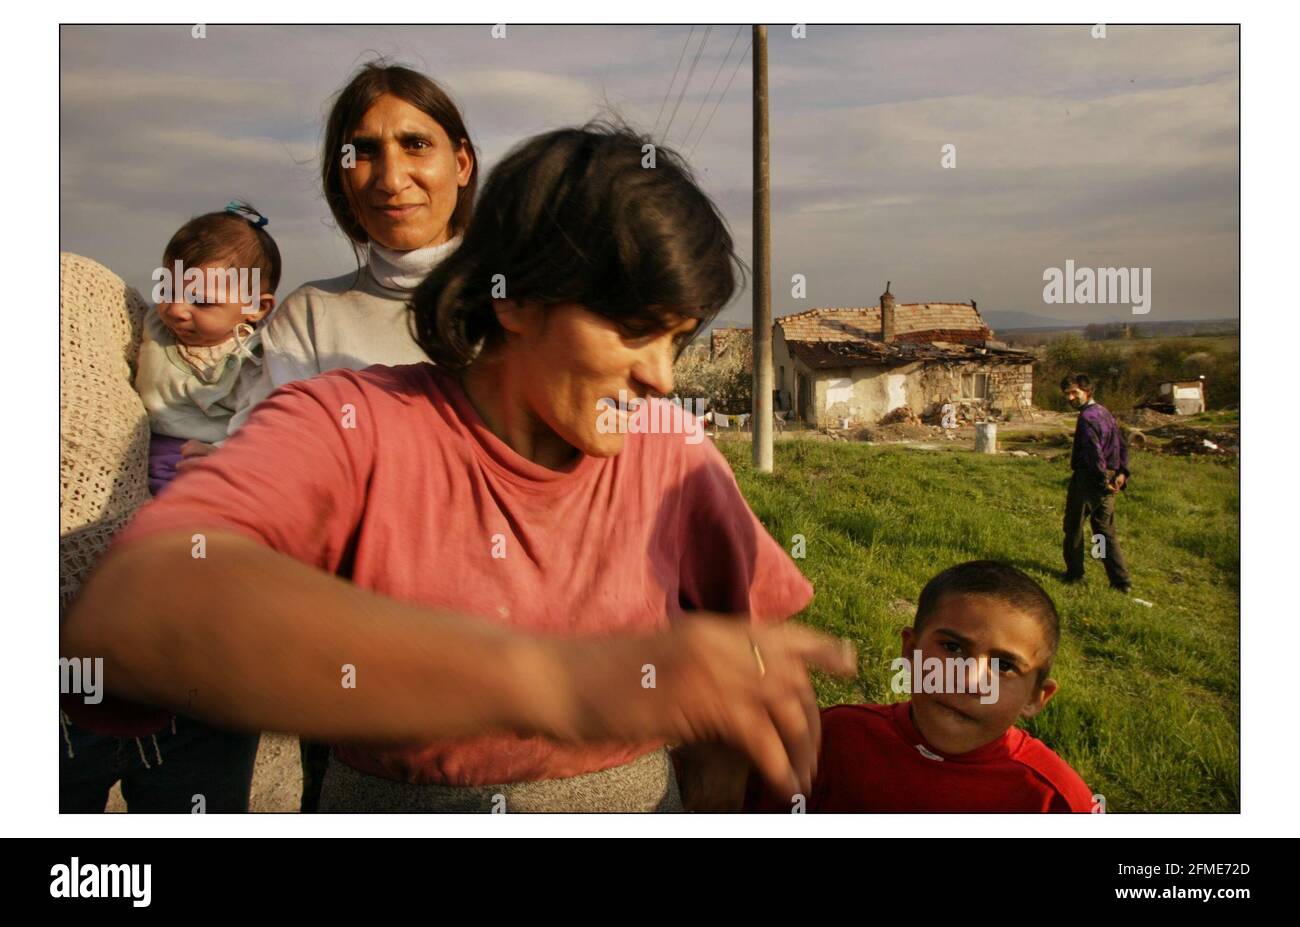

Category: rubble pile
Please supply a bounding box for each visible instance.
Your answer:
[878,406,921,426]
[1120,408,1177,429]
[1148,423,1239,457]
[920,402,984,426]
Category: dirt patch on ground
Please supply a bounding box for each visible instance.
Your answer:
[1119,408,1179,429]
[105,731,302,813]
[247,732,304,812]
[856,422,948,443]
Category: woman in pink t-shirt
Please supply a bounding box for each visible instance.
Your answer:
[61,123,855,812]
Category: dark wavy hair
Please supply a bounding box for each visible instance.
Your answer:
[322,61,478,248]
[409,121,743,370]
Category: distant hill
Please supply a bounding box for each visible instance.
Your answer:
[706,310,1237,339]
[983,310,1078,332]
[991,314,1238,337]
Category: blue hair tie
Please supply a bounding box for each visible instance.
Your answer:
[225,200,269,228]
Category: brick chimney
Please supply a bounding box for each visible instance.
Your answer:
[880,281,896,342]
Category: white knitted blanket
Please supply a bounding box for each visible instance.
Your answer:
[59,252,152,612]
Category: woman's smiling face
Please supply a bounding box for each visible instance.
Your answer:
[530,305,700,459]
[474,301,701,462]
[345,94,474,251]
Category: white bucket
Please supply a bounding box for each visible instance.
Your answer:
[975,422,998,454]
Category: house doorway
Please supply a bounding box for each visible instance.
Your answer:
[798,373,813,424]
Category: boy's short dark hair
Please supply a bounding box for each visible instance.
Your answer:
[1060,372,1092,393]
[163,201,282,294]
[914,561,1060,684]
[410,119,743,370]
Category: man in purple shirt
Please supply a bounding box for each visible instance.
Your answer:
[1061,373,1132,592]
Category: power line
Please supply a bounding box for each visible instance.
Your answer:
[688,36,752,158]
[681,25,743,152]
[662,24,712,144]
[652,25,694,138]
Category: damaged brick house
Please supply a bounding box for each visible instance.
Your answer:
[773,283,1034,426]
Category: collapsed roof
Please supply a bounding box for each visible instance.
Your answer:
[777,305,1034,369]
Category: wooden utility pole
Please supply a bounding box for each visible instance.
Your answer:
[752,24,773,473]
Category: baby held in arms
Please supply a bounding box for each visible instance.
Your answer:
[136,202,281,493]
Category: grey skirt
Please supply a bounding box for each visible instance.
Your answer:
[318,747,683,813]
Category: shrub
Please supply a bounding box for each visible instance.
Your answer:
[671,339,753,414]
[1033,335,1237,412]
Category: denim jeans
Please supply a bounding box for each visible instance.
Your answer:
[59,714,260,813]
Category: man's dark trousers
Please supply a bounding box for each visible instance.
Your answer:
[1063,470,1131,588]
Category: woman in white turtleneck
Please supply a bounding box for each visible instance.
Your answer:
[212,62,478,438]
[182,63,477,812]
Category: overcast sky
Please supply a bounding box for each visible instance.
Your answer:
[61,24,1237,331]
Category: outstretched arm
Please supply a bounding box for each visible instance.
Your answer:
[62,528,856,796]
[61,528,546,742]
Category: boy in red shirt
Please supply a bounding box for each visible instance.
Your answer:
[746,561,1095,812]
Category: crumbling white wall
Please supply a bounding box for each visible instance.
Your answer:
[811,361,1033,426]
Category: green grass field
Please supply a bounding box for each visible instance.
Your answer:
[717,438,1240,813]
